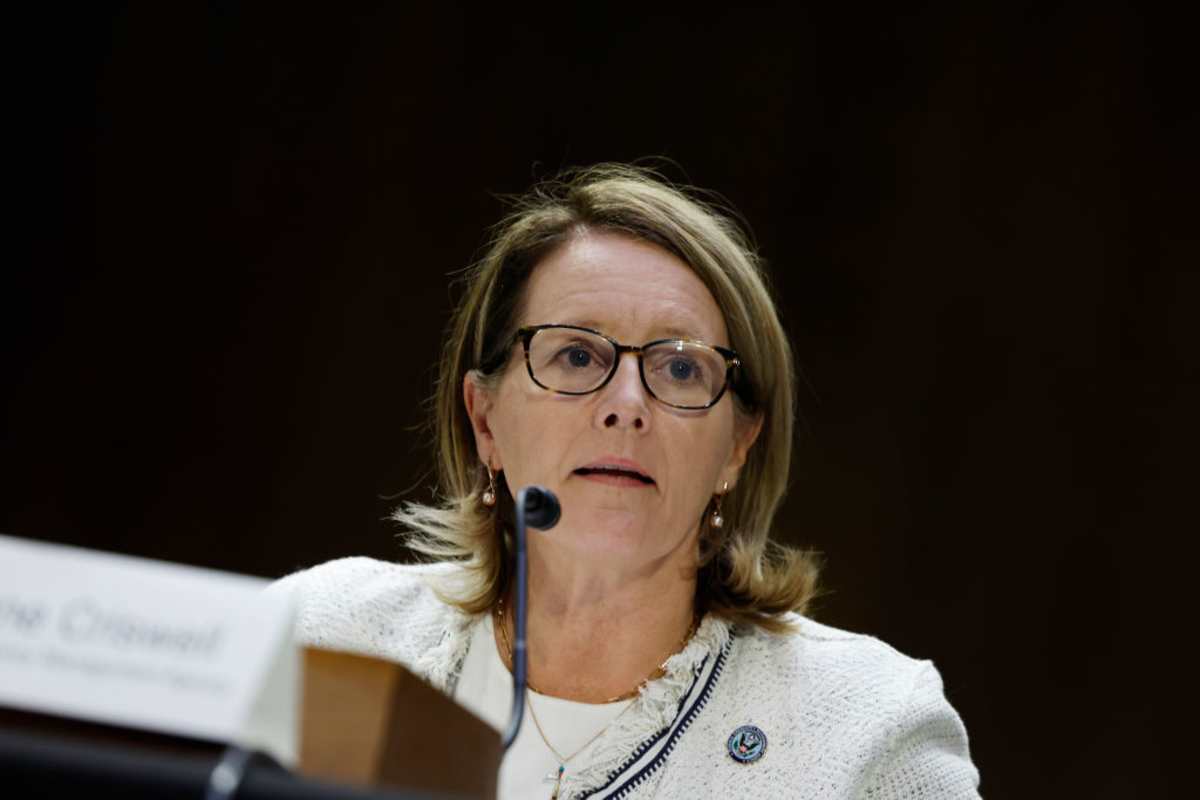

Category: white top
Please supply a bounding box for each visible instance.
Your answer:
[270,557,982,799]
[455,615,634,799]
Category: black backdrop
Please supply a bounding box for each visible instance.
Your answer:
[4,4,1194,796]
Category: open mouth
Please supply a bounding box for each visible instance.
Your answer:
[573,466,656,486]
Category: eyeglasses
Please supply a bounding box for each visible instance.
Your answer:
[515,324,742,411]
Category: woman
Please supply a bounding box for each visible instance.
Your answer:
[273,165,981,798]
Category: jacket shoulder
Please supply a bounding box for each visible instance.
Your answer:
[790,614,927,680]
[267,556,461,665]
[735,614,930,693]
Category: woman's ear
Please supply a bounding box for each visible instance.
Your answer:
[720,411,764,490]
[463,370,500,470]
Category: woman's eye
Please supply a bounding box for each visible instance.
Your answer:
[566,348,593,368]
[552,343,605,370]
[667,358,701,382]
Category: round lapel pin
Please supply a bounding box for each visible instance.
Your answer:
[727,724,767,763]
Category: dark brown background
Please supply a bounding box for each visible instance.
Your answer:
[4,3,1193,796]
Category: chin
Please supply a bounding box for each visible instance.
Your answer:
[554,506,647,550]
[547,506,682,563]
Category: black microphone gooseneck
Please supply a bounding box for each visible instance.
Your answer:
[501,485,562,751]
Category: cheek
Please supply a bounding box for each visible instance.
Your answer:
[662,415,737,499]
[492,407,535,473]
[490,388,576,481]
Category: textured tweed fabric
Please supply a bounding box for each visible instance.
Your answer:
[270,558,981,799]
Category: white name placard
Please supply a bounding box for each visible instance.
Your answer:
[0,534,299,765]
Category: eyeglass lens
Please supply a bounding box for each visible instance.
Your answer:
[526,327,728,408]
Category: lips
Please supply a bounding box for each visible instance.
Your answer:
[573,458,656,486]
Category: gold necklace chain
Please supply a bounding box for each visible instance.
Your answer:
[526,688,636,766]
[493,598,698,800]
[493,596,700,703]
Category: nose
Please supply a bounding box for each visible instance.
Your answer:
[594,353,651,432]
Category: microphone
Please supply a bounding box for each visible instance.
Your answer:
[521,486,561,530]
[501,485,561,751]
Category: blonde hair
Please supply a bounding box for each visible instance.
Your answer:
[395,164,818,632]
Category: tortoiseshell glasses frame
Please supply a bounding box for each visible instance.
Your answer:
[514,323,742,411]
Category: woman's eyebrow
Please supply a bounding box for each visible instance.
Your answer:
[655,327,708,341]
[552,318,713,342]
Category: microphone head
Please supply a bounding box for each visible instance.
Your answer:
[521,486,561,530]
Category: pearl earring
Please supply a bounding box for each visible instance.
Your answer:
[482,466,497,507]
[711,481,730,529]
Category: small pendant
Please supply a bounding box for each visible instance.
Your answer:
[548,764,564,799]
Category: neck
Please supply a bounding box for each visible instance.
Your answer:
[498,533,700,704]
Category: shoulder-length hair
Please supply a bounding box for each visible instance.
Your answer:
[395,164,818,632]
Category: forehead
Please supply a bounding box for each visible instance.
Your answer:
[521,231,729,345]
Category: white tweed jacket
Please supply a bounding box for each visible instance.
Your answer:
[271,557,981,799]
